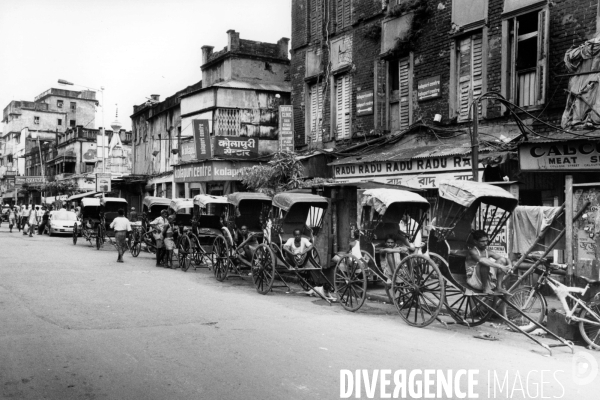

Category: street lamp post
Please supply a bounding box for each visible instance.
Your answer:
[58,79,105,172]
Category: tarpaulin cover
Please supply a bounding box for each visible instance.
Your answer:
[510,206,565,253]
[192,195,229,208]
[272,193,328,212]
[361,188,429,215]
[142,196,172,209]
[227,192,271,207]
[438,180,517,210]
[170,199,194,212]
[562,33,600,129]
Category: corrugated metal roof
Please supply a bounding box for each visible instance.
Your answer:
[526,130,600,143]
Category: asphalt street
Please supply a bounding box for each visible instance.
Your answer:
[0,224,598,400]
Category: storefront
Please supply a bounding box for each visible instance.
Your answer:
[173,160,258,197]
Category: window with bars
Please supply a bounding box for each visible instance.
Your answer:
[335,0,351,31]
[502,8,548,108]
[308,82,324,143]
[335,74,352,140]
[214,108,241,136]
[455,34,483,122]
[388,58,412,131]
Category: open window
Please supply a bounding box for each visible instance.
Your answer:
[388,57,412,131]
[501,7,549,108]
[451,33,484,122]
[334,74,352,140]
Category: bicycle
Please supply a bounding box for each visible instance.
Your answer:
[502,263,600,350]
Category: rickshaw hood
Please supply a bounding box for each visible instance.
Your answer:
[361,189,429,215]
[169,199,194,213]
[192,194,229,208]
[438,180,517,210]
[272,193,328,212]
[227,192,271,206]
[143,196,172,209]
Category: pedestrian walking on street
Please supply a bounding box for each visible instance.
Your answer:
[21,205,32,236]
[38,206,50,235]
[16,205,22,232]
[150,210,169,266]
[130,207,138,222]
[162,215,176,269]
[110,208,132,263]
[7,206,17,233]
[26,207,37,237]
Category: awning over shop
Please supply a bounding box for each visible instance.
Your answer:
[2,191,15,199]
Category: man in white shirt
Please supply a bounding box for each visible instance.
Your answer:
[283,229,312,266]
[21,205,32,236]
[110,208,132,263]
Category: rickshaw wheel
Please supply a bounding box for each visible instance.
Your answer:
[212,235,230,281]
[190,234,204,265]
[444,284,494,327]
[179,235,193,272]
[392,254,445,328]
[130,240,141,257]
[251,244,275,295]
[334,254,367,312]
[72,225,78,245]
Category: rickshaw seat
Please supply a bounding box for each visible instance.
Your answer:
[199,215,222,229]
[449,249,468,275]
[372,222,399,244]
[235,215,261,231]
[176,214,193,227]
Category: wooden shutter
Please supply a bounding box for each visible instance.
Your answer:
[457,35,482,121]
[536,8,548,105]
[374,59,387,129]
[310,83,323,143]
[399,59,410,130]
[336,0,351,31]
[311,0,323,41]
[336,75,351,139]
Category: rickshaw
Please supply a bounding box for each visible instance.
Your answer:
[96,197,140,255]
[393,180,573,355]
[251,192,333,302]
[334,188,432,312]
[211,192,271,281]
[73,197,101,246]
[167,198,196,270]
[134,196,172,254]
[191,194,230,274]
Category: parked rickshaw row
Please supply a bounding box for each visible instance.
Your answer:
[68,181,600,354]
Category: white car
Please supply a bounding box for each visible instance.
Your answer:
[48,210,81,236]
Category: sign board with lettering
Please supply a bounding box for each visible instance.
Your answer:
[179,141,196,162]
[96,173,111,192]
[193,119,211,160]
[15,176,47,186]
[334,170,483,189]
[214,136,259,159]
[173,160,257,183]
[356,90,374,116]
[279,106,294,152]
[520,141,600,171]
[417,76,441,101]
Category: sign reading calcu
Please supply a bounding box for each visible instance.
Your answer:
[519,141,600,171]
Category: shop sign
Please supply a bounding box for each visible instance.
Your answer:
[5,170,16,176]
[214,136,259,159]
[173,160,257,183]
[96,173,111,192]
[279,106,294,152]
[179,141,196,162]
[193,119,211,160]
[520,141,600,171]
[417,76,441,101]
[335,170,483,189]
[15,176,47,186]
[356,90,374,116]
[478,205,508,257]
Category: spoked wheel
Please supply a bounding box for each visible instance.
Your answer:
[251,244,275,295]
[334,254,367,312]
[72,225,78,245]
[191,235,205,266]
[444,283,494,327]
[578,303,600,350]
[212,235,230,281]
[179,235,193,272]
[391,254,445,328]
[501,286,547,333]
[130,240,141,257]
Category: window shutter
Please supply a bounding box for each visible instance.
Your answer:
[310,83,323,143]
[399,59,410,129]
[311,0,323,41]
[336,75,351,139]
[374,59,387,129]
[472,35,483,115]
[536,8,548,105]
[336,0,351,31]
[457,35,482,121]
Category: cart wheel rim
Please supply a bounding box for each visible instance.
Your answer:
[212,236,229,281]
[252,246,274,294]
[334,255,367,311]
[392,255,445,328]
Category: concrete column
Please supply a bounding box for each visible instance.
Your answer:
[184,183,190,199]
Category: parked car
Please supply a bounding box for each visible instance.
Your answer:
[48,210,81,236]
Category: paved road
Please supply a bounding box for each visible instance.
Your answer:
[0,224,598,399]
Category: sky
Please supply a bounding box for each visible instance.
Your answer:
[0,0,291,132]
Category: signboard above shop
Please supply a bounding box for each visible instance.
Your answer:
[356,90,374,116]
[520,141,600,171]
[417,76,441,101]
[96,173,111,192]
[179,140,196,162]
[174,160,257,183]
[193,119,211,160]
[279,105,294,152]
[214,136,259,159]
[15,176,47,186]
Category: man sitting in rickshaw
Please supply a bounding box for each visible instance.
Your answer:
[466,230,512,294]
[283,229,312,265]
[235,225,258,261]
[379,234,408,285]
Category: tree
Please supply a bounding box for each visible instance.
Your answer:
[240,151,330,196]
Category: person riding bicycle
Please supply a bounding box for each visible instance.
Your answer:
[466,230,512,294]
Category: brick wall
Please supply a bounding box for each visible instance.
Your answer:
[290,0,598,150]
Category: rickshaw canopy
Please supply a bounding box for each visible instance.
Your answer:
[192,194,229,208]
[169,199,194,213]
[81,198,101,207]
[143,196,172,209]
[361,188,429,215]
[438,180,518,211]
[227,192,271,207]
[272,192,328,212]
[101,197,128,205]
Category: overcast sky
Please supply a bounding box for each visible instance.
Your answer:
[0,0,291,132]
